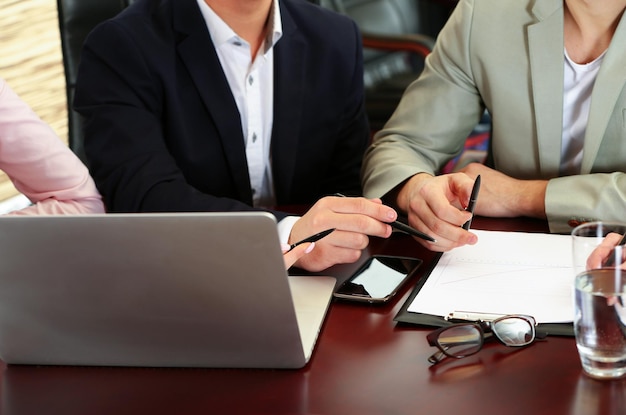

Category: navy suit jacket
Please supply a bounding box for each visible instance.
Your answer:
[74,0,369,219]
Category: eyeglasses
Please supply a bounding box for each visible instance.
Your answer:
[427,314,537,364]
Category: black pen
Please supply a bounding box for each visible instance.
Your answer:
[462,175,481,230]
[603,233,626,267]
[388,219,437,243]
[288,228,335,252]
[333,193,436,243]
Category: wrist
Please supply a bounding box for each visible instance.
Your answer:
[395,173,433,214]
[516,180,547,218]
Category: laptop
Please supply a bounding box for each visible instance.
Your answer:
[0,212,335,369]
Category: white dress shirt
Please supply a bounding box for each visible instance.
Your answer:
[197,0,282,208]
[196,1,299,242]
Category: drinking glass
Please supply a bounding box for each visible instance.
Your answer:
[571,222,626,275]
[572,221,626,379]
[574,269,626,379]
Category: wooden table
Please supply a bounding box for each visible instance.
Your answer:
[1,217,625,415]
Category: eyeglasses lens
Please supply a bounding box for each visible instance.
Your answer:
[491,317,534,346]
[437,325,483,358]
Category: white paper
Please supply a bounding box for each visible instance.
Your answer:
[407,230,575,323]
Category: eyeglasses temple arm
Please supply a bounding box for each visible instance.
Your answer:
[428,350,447,364]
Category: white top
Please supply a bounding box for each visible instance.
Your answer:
[561,49,605,176]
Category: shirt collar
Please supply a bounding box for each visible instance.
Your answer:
[196,0,283,54]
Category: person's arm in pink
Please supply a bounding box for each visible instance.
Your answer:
[0,77,104,215]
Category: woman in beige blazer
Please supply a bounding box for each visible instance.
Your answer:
[362,0,626,250]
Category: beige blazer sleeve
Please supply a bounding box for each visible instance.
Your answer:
[362,0,626,233]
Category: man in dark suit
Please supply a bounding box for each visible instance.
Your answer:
[74,0,398,271]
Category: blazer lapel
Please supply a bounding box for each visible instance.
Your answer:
[581,13,626,173]
[528,0,564,177]
[271,2,306,204]
[172,0,252,203]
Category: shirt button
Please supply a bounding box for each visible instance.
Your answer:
[252,132,257,143]
[248,76,254,86]
[568,219,583,228]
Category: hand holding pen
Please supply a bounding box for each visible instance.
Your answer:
[391,171,484,251]
[334,193,436,242]
[281,229,334,269]
[287,194,401,272]
[386,175,478,246]
[285,228,335,252]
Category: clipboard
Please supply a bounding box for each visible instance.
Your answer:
[394,248,575,337]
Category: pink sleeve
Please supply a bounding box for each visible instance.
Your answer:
[0,78,105,215]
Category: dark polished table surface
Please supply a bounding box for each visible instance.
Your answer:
[2,217,625,415]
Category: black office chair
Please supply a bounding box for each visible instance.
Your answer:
[319,0,455,132]
[320,0,490,171]
[56,0,131,165]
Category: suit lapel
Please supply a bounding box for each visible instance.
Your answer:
[172,0,252,203]
[528,0,564,177]
[581,13,626,173]
[271,1,306,204]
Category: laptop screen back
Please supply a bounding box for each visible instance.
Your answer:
[0,212,333,368]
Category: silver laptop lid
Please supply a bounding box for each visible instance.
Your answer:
[0,212,333,368]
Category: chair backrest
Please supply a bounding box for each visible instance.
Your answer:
[318,0,454,132]
[319,0,452,87]
[56,0,130,165]
[321,0,447,38]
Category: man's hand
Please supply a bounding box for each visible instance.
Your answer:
[396,172,477,251]
[289,196,397,272]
